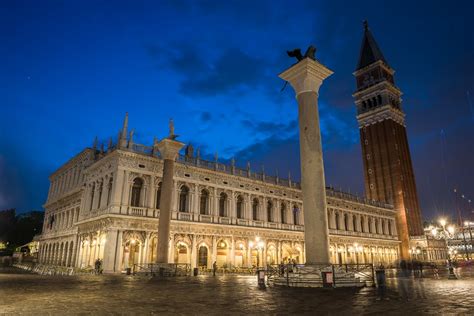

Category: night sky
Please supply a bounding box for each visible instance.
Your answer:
[1,0,473,221]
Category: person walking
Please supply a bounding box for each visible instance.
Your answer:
[433,265,439,279]
[94,258,100,275]
[213,261,217,276]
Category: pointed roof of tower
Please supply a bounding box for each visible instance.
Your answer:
[356,21,389,70]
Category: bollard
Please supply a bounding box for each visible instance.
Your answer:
[193,267,199,276]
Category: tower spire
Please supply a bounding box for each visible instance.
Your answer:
[356,20,388,70]
[119,112,129,148]
[121,112,129,139]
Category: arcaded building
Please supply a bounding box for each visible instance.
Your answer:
[37,114,401,273]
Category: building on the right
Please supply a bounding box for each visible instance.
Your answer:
[352,21,424,260]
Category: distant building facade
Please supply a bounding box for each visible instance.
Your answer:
[37,115,401,273]
[353,22,424,259]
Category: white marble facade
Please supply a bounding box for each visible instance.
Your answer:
[38,121,400,273]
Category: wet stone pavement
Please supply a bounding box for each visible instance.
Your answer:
[1,267,474,315]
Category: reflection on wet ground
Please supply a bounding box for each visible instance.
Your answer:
[1,267,473,314]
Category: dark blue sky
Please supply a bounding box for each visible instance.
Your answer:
[1,0,473,221]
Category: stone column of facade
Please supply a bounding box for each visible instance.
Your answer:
[99,180,108,210]
[156,138,184,263]
[120,171,131,213]
[103,229,119,273]
[212,236,217,264]
[111,170,124,208]
[230,237,235,266]
[190,235,197,269]
[280,57,333,264]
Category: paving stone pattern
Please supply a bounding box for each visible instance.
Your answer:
[1,267,474,315]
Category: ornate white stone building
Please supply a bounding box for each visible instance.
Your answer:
[37,115,401,273]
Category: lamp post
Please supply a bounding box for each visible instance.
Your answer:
[249,237,264,268]
[431,218,457,279]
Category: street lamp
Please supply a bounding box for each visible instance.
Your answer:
[250,237,264,268]
[431,219,457,279]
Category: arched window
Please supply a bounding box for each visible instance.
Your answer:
[156,182,162,209]
[236,196,243,219]
[344,213,349,231]
[335,212,340,230]
[130,178,143,207]
[388,221,392,235]
[200,189,209,215]
[107,178,113,206]
[198,246,208,267]
[179,186,189,212]
[252,198,259,220]
[353,215,358,232]
[293,205,299,225]
[267,201,273,222]
[219,192,227,217]
[90,183,95,211]
[280,203,286,224]
[377,95,382,105]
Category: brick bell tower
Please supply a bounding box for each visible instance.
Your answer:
[353,21,424,260]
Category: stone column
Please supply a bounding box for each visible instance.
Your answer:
[156,138,184,263]
[111,170,124,208]
[279,57,333,264]
[212,236,217,265]
[190,235,197,269]
[103,230,119,273]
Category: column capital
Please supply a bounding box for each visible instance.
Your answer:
[157,138,185,161]
[279,58,333,97]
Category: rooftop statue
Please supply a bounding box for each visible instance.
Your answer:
[168,118,179,140]
[287,45,316,62]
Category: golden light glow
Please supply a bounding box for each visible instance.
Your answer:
[447,225,455,234]
[439,218,447,227]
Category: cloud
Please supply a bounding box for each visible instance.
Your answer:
[200,111,212,122]
[179,49,268,97]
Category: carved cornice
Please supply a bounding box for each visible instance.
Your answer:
[357,105,405,127]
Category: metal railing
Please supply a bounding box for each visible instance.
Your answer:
[132,263,191,276]
[266,263,375,287]
[13,263,94,276]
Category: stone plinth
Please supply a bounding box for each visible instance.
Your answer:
[271,265,365,288]
[279,57,333,264]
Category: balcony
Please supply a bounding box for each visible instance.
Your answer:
[178,212,193,221]
[219,217,231,225]
[199,214,213,223]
